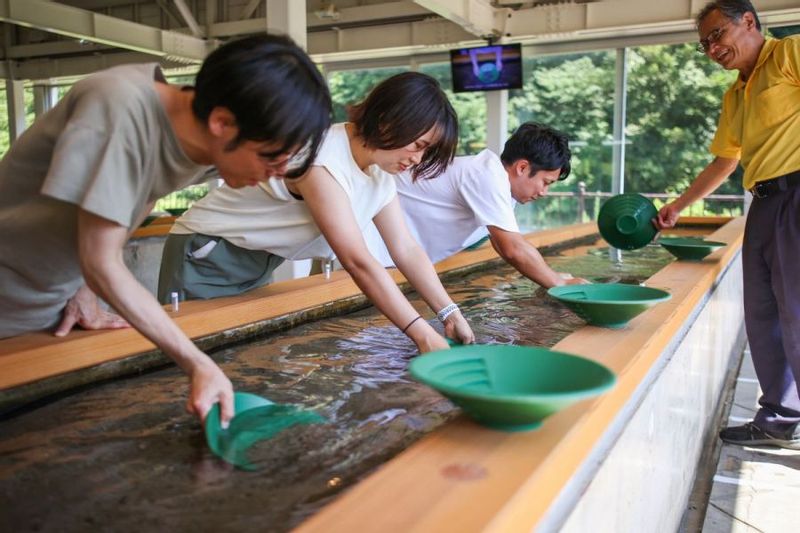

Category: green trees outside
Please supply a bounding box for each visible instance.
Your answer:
[329,44,738,218]
[423,44,739,228]
[328,67,408,122]
[625,44,740,197]
[505,43,740,227]
[0,84,36,157]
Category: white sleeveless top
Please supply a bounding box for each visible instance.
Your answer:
[172,123,397,260]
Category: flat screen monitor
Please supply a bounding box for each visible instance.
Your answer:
[450,43,523,93]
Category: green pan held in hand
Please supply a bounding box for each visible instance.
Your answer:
[205,392,324,470]
[548,283,671,329]
[597,193,659,250]
[410,344,616,432]
[658,236,726,261]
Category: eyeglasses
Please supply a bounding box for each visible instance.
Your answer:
[696,22,731,54]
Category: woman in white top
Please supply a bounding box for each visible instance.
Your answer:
[160,72,475,352]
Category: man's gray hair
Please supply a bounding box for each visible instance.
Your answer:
[696,0,761,31]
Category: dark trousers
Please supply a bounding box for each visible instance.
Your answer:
[158,233,285,304]
[744,186,800,435]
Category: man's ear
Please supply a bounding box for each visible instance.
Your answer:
[513,159,530,178]
[742,11,755,31]
[207,107,239,140]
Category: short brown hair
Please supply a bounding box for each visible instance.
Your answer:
[349,72,457,180]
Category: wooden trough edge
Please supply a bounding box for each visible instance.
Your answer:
[0,222,602,410]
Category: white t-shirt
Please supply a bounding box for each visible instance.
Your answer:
[366,149,518,266]
[172,123,397,260]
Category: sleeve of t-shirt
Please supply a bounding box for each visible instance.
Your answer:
[459,165,520,233]
[709,93,742,160]
[311,126,355,198]
[40,84,145,229]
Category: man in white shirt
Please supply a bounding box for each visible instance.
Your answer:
[366,122,587,288]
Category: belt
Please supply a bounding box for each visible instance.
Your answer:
[749,169,800,199]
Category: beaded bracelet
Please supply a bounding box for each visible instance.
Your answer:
[436,303,459,323]
[401,315,423,334]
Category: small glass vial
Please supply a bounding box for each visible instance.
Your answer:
[323,260,332,279]
[171,291,180,312]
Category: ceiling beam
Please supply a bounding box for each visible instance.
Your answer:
[209,1,431,38]
[6,0,800,80]
[154,0,185,28]
[412,0,508,39]
[307,1,800,65]
[11,50,190,81]
[309,17,478,64]
[0,0,214,63]
[3,40,110,59]
[239,0,262,21]
[504,0,800,44]
[172,0,203,37]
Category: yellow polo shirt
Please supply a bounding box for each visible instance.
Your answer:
[710,36,800,190]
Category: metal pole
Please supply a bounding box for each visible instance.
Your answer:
[609,47,628,264]
[485,89,508,156]
[578,181,586,223]
[611,47,628,196]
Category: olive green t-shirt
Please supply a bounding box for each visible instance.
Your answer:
[0,63,207,337]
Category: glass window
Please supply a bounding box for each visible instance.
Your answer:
[0,81,9,158]
[626,43,740,216]
[509,51,616,229]
[768,24,800,38]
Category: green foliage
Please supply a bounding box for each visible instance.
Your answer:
[0,83,36,158]
[327,67,408,122]
[625,44,738,198]
[509,44,739,227]
[0,82,9,158]
[154,183,209,212]
[512,52,616,194]
[420,63,487,155]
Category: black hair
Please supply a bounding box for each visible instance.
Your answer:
[696,0,761,31]
[500,122,572,181]
[192,34,332,178]
[348,72,457,180]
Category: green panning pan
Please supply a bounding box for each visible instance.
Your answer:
[548,283,671,328]
[205,392,324,470]
[597,193,659,250]
[658,236,726,261]
[409,345,616,432]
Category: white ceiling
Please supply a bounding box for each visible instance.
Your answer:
[1,0,799,80]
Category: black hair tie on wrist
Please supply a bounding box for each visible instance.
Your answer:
[401,315,423,334]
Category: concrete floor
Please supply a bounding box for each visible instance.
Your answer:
[702,346,800,533]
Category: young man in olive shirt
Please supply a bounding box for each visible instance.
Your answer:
[0,35,331,427]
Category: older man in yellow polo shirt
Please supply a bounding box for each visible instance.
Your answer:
[656,0,800,449]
